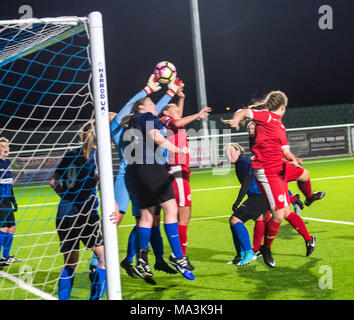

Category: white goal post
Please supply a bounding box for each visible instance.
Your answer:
[87,11,121,301]
[0,12,121,300]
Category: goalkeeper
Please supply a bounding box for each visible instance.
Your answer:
[49,122,119,300]
[0,137,20,267]
[106,74,183,281]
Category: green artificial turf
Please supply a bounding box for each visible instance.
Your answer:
[0,156,353,300]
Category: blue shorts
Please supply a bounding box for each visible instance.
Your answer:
[56,196,103,253]
[0,198,15,228]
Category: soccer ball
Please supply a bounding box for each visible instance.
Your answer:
[153,61,177,84]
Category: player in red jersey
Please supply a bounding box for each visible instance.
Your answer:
[160,84,211,257]
[228,91,317,268]
[247,120,325,207]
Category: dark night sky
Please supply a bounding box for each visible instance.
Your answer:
[0,0,353,116]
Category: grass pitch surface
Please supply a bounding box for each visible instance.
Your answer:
[0,156,353,300]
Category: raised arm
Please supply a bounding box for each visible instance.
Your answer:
[111,74,162,126]
[173,107,212,128]
[176,83,185,118]
[229,109,252,130]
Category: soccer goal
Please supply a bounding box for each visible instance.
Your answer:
[0,12,121,300]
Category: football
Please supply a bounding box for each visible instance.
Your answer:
[153,61,177,84]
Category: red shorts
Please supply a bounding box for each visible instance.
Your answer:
[254,164,290,211]
[168,165,191,207]
[285,161,305,182]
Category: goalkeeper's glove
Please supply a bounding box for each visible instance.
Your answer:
[143,74,161,95]
[167,77,183,97]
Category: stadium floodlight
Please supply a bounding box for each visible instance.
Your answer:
[189,0,209,137]
[0,12,121,300]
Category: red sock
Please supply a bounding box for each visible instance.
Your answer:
[264,218,281,248]
[297,179,313,199]
[289,195,296,203]
[178,224,188,256]
[286,212,312,241]
[253,220,265,252]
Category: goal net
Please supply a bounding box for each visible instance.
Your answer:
[0,13,120,300]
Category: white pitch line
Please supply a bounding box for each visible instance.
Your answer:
[118,215,354,227]
[310,175,354,181]
[301,216,354,226]
[0,271,57,300]
[19,202,58,208]
[190,214,354,227]
[191,174,354,192]
[192,157,354,174]
[16,174,354,208]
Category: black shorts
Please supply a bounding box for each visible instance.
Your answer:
[0,198,15,228]
[126,164,175,209]
[232,194,269,223]
[56,196,103,253]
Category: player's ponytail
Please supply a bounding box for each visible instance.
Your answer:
[79,121,96,159]
[120,97,150,128]
[248,90,288,111]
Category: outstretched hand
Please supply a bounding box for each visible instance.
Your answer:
[167,77,184,97]
[228,119,240,131]
[198,107,212,119]
[144,74,161,94]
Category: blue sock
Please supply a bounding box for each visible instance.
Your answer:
[0,231,7,255]
[58,267,75,300]
[150,225,164,262]
[230,224,242,256]
[126,226,137,263]
[164,222,183,258]
[3,233,14,259]
[233,222,252,252]
[90,267,107,300]
[137,227,151,250]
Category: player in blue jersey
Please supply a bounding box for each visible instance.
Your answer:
[121,84,195,283]
[49,122,119,300]
[225,143,266,266]
[0,137,20,267]
[105,74,181,281]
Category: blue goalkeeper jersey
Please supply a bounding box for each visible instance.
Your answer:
[0,159,14,198]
